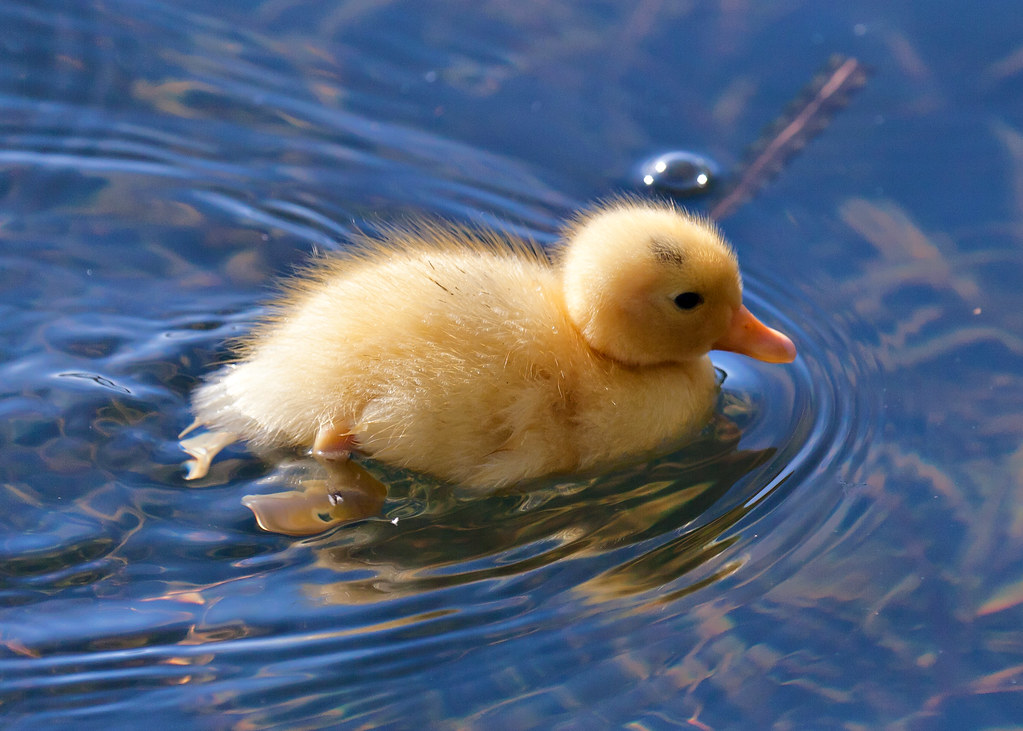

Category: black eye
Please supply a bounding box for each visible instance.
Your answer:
[674,292,704,310]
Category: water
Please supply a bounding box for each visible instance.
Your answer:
[2,0,1023,728]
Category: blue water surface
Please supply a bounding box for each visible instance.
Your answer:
[2,0,1023,728]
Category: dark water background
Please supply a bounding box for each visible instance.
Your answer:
[3,0,1023,728]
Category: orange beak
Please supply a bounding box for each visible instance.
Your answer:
[712,305,797,363]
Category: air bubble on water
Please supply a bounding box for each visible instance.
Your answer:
[633,151,718,197]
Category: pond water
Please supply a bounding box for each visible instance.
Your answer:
[3,0,1023,728]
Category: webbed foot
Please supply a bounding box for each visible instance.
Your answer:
[312,423,358,460]
[241,459,387,536]
[180,428,241,480]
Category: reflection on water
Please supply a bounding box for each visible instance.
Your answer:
[2,0,1023,728]
[305,408,773,606]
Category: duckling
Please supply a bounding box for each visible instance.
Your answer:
[181,199,795,495]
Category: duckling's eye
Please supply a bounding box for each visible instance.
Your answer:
[673,292,704,310]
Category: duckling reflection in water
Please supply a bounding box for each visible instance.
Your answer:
[181,198,796,534]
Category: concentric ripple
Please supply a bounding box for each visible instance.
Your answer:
[707,269,885,597]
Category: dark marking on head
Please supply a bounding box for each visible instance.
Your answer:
[650,236,686,267]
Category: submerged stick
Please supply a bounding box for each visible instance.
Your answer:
[710,55,869,220]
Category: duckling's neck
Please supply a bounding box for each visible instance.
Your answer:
[585,340,708,372]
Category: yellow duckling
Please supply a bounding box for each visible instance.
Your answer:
[181,199,795,496]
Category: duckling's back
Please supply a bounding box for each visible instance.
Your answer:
[192,238,598,485]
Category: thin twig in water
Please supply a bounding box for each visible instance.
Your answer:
[710,56,869,220]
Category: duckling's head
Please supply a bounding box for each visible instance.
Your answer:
[561,200,796,366]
